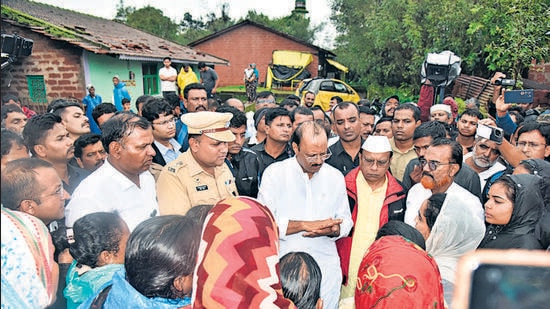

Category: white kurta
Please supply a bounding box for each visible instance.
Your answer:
[404,182,484,227]
[258,157,353,309]
[65,159,159,231]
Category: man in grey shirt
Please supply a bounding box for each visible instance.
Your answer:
[198,61,219,99]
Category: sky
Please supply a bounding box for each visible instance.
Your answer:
[32,0,337,48]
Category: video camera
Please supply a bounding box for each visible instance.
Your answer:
[1,34,33,58]
[493,78,516,87]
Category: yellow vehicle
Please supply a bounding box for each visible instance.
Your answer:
[295,78,361,111]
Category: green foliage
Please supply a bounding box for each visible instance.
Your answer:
[126,6,179,41]
[331,0,548,95]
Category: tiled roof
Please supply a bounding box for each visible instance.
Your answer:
[1,0,229,65]
[188,19,336,57]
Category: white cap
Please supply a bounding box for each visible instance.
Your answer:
[430,104,451,114]
[362,135,392,153]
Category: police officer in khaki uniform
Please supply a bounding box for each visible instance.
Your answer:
[157,111,238,215]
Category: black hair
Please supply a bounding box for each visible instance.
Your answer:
[121,98,131,104]
[1,128,27,158]
[286,94,301,103]
[256,90,274,100]
[459,108,484,121]
[376,220,426,250]
[374,116,393,133]
[358,105,377,116]
[1,94,20,104]
[385,95,400,103]
[47,98,82,116]
[135,95,153,112]
[264,107,290,126]
[163,56,171,62]
[69,212,127,268]
[431,138,463,170]
[92,103,117,125]
[518,121,550,146]
[198,61,206,68]
[330,95,343,103]
[185,204,214,227]
[125,215,200,299]
[22,113,63,157]
[183,83,206,100]
[1,157,54,210]
[1,104,24,123]
[424,193,446,230]
[141,97,173,123]
[280,252,322,309]
[216,106,247,128]
[394,103,421,121]
[289,106,314,123]
[100,114,151,154]
[74,133,102,159]
[332,101,360,117]
[280,98,299,109]
[413,121,447,140]
[253,108,269,130]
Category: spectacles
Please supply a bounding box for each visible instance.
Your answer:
[362,157,389,167]
[419,158,456,171]
[517,141,546,149]
[152,117,176,126]
[257,99,276,104]
[304,149,332,163]
[41,183,65,200]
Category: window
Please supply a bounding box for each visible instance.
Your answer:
[334,82,348,93]
[26,75,48,103]
[142,63,159,95]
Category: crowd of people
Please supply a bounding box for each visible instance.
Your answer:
[1,67,549,309]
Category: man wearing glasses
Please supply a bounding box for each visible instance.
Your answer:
[404,138,484,226]
[258,121,352,309]
[141,97,182,181]
[337,135,407,305]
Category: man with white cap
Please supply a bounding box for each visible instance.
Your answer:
[156,111,238,215]
[82,84,102,134]
[336,135,407,306]
[430,103,453,125]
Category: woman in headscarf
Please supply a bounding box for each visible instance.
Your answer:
[513,159,550,249]
[354,235,445,308]
[192,196,296,308]
[416,192,486,306]
[478,174,545,250]
[1,207,59,308]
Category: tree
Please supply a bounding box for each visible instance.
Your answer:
[331,0,548,91]
[125,6,179,42]
[114,0,135,23]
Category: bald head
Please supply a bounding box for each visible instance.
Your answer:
[225,98,245,112]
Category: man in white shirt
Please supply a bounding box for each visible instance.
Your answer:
[65,114,159,231]
[159,56,178,98]
[404,138,484,227]
[258,121,353,309]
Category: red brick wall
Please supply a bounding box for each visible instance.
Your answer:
[529,60,550,84]
[1,23,84,113]
[192,24,320,87]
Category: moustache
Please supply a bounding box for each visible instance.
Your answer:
[196,105,207,111]
[422,172,434,179]
[311,163,322,168]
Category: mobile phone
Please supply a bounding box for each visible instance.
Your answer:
[476,123,503,144]
[504,89,534,104]
[453,249,550,309]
